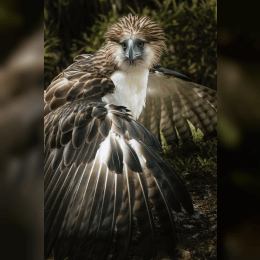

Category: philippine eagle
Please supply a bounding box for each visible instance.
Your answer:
[44,13,217,260]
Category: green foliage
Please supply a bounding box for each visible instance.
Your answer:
[68,5,120,59]
[44,0,217,90]
[78,0,217,89]
[158,116,217,177]
[156,0,217,90]
[44,16,61,88]
[44,23,60,71]
[84,5,119,53]
[161,136,217,176]
[158,117,217,177]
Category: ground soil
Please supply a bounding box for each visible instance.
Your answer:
[173,169,217,260]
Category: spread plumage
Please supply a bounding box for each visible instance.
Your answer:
[44,13,217,260]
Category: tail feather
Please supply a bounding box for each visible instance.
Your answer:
[44,165,78,259]
[70,163,110,260]
[145,170,177,241]
[133,172,157,260]
[53,162,95,259]
[88,173,124,260]
[111,166,135,260]
[65,158,104,259]
[53,159,98,259]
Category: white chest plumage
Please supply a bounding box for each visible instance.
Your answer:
[102,67,149,120]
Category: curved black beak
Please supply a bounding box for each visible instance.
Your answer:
[125,43,134,65]
[121,39,145,65]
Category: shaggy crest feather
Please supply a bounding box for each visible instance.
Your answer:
[105,13,165,67]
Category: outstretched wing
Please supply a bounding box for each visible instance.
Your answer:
[44,100,194,260]
[138,65,217,144]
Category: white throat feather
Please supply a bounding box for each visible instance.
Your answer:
[102,66,149,120]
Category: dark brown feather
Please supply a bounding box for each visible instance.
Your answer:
[45,99,194,260]
[44,49,115,115]
[138,68,217,143]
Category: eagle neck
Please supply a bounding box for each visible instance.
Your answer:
[102,67,149,120]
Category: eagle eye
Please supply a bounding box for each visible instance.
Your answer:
[121,42,127,49]
[137,41,144,48]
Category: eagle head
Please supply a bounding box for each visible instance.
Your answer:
[104,13,165,70]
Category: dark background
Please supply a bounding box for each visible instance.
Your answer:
[218,0,260,258]
[1,0,260,259]
[0,0,43,259]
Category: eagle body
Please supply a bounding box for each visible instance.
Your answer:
[44,13,217,260]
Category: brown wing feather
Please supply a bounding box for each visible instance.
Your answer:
[44,100,194,260]
[139,68,217,143]
[44,48,115,116]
